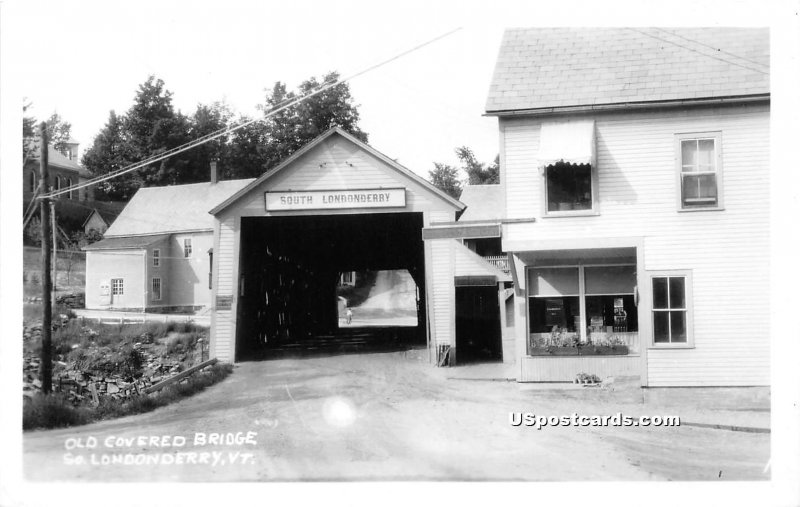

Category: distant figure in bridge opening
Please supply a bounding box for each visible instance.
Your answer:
[346,307,353,325]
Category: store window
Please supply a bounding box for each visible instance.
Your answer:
[651,272,693,346]
[545,162,593,212]
[528,264,638,352]
[677,132,723,210]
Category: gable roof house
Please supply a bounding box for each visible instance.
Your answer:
[83,173,254,311]
[487,28,769,386]
[24,139,93,205]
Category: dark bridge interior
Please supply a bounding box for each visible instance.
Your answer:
[235,213,426,360]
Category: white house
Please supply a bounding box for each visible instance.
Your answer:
[84,171,254,311]
[486,27,769,386]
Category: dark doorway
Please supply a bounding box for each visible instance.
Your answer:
[235,212,426,360]
[455,285,502,363]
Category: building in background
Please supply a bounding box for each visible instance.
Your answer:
[83,170,254,312]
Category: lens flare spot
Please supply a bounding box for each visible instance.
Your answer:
[322,396,357,428]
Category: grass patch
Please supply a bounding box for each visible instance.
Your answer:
[23,363,233,430]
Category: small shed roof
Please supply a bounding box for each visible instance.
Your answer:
[83,234,170,251]
[104,179,254,237]
[486,27,769,114]
[458,185,503,222]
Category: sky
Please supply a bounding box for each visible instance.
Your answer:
[13,0,508,179]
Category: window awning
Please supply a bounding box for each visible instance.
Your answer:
[537,120,596,168]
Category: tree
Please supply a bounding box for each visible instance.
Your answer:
[23,101,74,164]
[428,162,462,199]
[255,72,368,174]
[123,75,191,187]
[455,146,499,185]
[184,101,234,182]
[82,110,138,200]
[45,112,73,153]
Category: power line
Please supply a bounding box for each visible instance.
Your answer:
[652,27,769,71]
[39,27,463,200]
[628,28,770,76]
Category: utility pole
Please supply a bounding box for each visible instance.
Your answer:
[39,122,53,394]
[51,200,57,306]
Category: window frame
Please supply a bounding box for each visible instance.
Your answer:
[675,131,724,212]
[111,278,124,296]
[540,162,600,218]
[152,248,160,267]
[648,270,694,349]
[151,277,162,301]
[183,238,192,258]
[526,263,638,347]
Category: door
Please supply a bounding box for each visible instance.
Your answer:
[455,285,502,363]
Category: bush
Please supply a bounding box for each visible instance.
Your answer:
[23,393,90,430]
[165,332,199,355]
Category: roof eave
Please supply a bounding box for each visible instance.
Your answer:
[484,93,771,117]
[209,127,465,215]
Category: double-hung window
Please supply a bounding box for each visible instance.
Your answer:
[183,238,192,258]
[151,277,162,301]
[152,249,160,267]
[677,132,723,210]
[650,271,693,347]
[111,278,124,296]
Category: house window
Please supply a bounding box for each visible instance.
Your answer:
[152,278,162,301]
[111,278,124,295]
[29,172,37,192]
[208,251,213,289]
[651,272,693,346]
[152,249,160,267]
[66,178,73,199]
[677,132,722,209]
[55,176,61,191]
[183,238,192,258]
[545,162,593,212]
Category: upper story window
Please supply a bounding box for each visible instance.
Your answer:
[153,248,160,267]
[538,120,597,216]
[546,162,593,212]
[183,238,192,258]
[676,132,723,210]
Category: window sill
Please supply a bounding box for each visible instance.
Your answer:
[677,206,725,213]
[648,344,695,350]
[542,210,600,218]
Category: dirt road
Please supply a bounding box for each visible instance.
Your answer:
[347,270,417,327]
[23,351,769,481]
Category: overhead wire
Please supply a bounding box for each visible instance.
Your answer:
[652,27,769,71]
[38,27,463,201]
[628,28,770,76]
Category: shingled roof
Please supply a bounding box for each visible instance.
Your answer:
[104,179,254,237]
[485,27,769,114]
[458,185,503,222]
